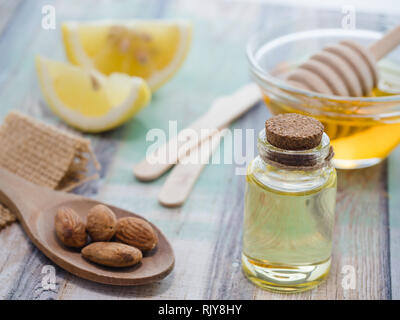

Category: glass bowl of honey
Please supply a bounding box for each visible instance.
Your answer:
[247,28,400,169]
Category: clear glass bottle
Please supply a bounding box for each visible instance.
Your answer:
[242,129,337,293]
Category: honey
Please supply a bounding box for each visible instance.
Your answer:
[247,27,400,169]
[265,86,400,169]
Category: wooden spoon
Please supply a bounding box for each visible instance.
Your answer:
[0,167,174,286]
[287,24,400,96]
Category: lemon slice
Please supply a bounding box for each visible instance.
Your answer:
[36,56,151,133]
[62,20,192,91]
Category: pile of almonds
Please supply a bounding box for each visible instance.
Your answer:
[55,204,158,268]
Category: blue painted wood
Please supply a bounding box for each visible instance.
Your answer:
[389,147,400,299]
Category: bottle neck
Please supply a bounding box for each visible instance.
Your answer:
[257,129,333,170]
[250,129,335,193]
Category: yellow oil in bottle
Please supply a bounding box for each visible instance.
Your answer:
[242,160,337,292]
[265,87,400,169]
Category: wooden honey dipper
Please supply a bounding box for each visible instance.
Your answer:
[287,25,400,96]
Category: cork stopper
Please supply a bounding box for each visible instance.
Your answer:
[265,113,324,150]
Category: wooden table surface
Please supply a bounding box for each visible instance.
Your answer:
[0,0,399,300]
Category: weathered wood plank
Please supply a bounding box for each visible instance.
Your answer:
[0,0,22,35]
[204,102,267,300]
[0,0,129,299]
[0,0,62,300]
[389,147,400,299]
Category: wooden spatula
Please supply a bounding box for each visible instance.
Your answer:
[133,83,262,181]
[158,127,226,207]
[0,167,174,286]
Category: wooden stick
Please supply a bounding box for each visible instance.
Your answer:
[133,83,262,181]
[158,128,226,207]
[369,24,400,61]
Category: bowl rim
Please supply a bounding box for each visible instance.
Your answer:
[247,28,400,102]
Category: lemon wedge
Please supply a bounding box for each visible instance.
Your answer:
[36,56,151,133]
[62,20,192,91]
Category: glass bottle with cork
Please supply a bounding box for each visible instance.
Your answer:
[242,113,337,293]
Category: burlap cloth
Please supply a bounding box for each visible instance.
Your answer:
[0,111,100,230]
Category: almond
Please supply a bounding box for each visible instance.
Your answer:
[86,204,117,241]
[115,217,158,251]
[81,242,142,267]
[55,207,87,248]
